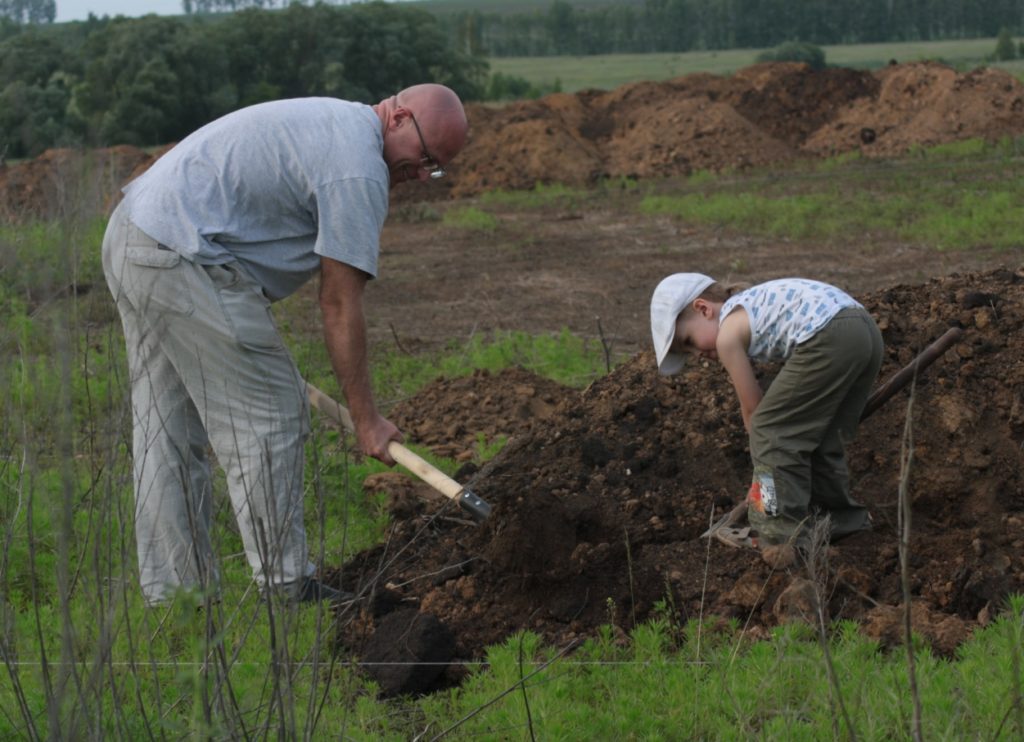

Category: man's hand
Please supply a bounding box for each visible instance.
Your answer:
[353,414,403,465]
[319,256,402,465]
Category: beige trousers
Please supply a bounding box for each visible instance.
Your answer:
[102,200,313,605]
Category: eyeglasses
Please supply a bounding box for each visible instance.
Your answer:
[408,112,446,179]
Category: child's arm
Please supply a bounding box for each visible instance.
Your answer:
[716,309,762,432]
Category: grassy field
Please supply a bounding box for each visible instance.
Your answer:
[639,138,1024,251]
[2,142,1024,737]
[490,37,1024,92]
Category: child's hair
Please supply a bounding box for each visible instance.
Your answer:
[690,281,750,307]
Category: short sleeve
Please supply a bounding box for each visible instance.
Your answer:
[312,177,389,278]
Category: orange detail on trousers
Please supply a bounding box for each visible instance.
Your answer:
[747,480,765,514]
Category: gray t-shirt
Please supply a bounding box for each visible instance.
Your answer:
[720,278,861,362]
[122,97,389,301]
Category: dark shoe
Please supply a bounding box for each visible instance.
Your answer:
[265,577,355,606]
[296,577,354,605]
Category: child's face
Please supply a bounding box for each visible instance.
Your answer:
[671,303,719,360]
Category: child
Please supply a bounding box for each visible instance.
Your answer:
[650,273,883,553]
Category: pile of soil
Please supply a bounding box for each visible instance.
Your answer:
[0,145,151,222]
[4,62,1023,220]
[389,366,567,460]
[333,267,1024,692]
[448,60,1022,195]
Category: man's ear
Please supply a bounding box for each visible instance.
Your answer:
[391,106,411,128]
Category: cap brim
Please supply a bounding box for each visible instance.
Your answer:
[658,352,686,376]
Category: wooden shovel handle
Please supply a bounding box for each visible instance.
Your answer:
[305,383,492,521]
[860,326,963,421]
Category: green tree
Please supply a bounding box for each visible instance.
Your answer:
[547,0,578,55]
[73,15,228,145]
[0,78,69,156]
[994,27,1017,60]
[1,2,487,151]
[0,0,55,24]
[187,0,279,11]
[0,29,69,155]
[0,28,64,85]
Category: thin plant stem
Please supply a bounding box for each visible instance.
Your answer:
[897,381,924,742]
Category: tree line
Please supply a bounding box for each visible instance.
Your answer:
[2,0,1020,159]
[0,2,485,159]
[0,0,54,25]
[439,0,1024,56]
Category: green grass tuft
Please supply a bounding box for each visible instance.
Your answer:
[441,206,500,231]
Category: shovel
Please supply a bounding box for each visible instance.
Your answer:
[305,383,493,523]
[701,326,964,538]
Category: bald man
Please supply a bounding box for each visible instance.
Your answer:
[101,85,469,607]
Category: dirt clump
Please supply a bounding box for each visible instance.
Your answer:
[335,267,1024,665]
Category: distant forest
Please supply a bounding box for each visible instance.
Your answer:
[0,3,485,158]
[433,0,1024,56]
[0,0,1020,158]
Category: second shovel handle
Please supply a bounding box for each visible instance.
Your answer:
[860,326,963,421]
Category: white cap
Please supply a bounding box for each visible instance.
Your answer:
[650,272,715,375]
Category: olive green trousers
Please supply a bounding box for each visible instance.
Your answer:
[746,307,884,546]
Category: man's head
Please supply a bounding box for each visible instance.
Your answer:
[377,83,469,188]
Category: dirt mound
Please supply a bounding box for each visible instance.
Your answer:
[805,62,1024,157]
[388,366,568,460]
[335,267,1024,665]
[5,61,1022,219]
[0,145,150,222]
[449,60,1024,195]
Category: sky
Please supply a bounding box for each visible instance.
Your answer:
[55,1,186,23]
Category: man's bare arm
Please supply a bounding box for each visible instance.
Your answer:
[319,256,400,464]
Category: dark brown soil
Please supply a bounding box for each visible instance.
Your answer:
[332,267,1024,684]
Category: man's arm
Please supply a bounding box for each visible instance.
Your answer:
[319,256,401,465]
[716,309,762,432]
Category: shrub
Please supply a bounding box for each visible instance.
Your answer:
[756,41,827,70]
[485,71,562,101]
[994,27,1017,61]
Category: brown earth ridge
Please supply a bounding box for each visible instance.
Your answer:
[3,61,1023,220]
[333,267,1024,694]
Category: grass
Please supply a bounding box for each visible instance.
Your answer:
[412,610,1024,738]
[2,141,1024,736]
[441,205,500,231]
[480,181,591,209]
[490,37,1024,93]
[639,137,1024,250]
